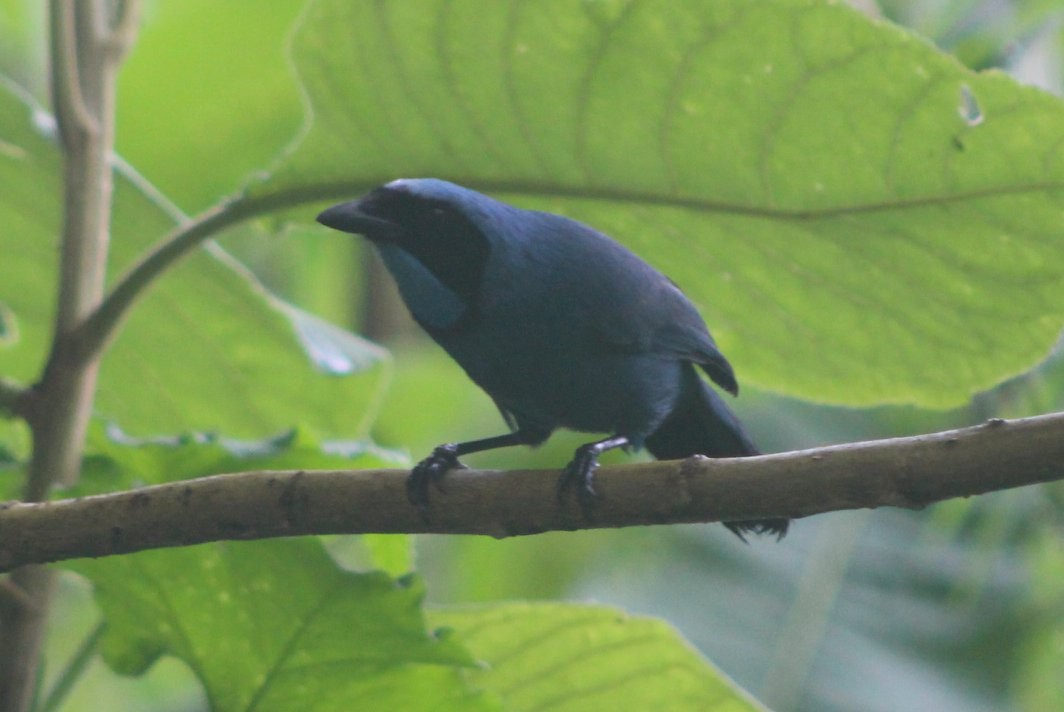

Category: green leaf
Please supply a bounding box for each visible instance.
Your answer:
[254,0,1064,407]
[73,421,399,493]
[0,0,43,94]
[0,419,28,496]
[0,81,389,438]
[116,0,307,211]
[69,539,497,712]
[431,602,763,711]
[0,300,14,344]
[360,534,415,578]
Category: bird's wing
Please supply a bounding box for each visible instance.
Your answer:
[653,315,739,396]
[513,212,740,395]
[591,275,739,396]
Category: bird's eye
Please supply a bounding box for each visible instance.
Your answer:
[431,207,447,218]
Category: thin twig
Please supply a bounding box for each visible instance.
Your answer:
[48,0,96,144]
[100,0,140,60]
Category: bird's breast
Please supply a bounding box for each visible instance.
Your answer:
[435,315,684,440]
[375,242,467,330]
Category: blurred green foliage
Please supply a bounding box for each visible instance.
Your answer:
[0,1,1061,711]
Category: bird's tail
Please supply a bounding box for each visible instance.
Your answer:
[644,367,789,540]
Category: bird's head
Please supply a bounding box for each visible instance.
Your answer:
[318,178,488,237]
[316,179,504,329]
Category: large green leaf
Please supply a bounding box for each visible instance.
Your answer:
[0,0,43,95]
[0,81,388,438]
[69,540,497,712]
[253,0,1064,407]
[122,0,361,325]
[431,602,762,711]
[116,0,306,211]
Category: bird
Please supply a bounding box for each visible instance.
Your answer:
[316,179,788,540]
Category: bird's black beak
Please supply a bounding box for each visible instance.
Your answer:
[316,200,402,241]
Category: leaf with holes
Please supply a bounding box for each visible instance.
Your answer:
[250,0,1064,407]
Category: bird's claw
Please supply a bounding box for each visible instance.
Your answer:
[407,443,466,513]
[557,446,600,515]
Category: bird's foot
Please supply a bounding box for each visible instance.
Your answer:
[557,445,601,515]
[407,443,466,514]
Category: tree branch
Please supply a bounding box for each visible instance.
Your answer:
[2,412,1062,571]
[1,3,139,710]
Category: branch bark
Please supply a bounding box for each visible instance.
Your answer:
[0,379,26,419]
[2,412,1062,572]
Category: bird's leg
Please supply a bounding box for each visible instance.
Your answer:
[408,429,544,512]
[558,435,631,510]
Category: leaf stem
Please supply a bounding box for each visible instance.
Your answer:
[39,621,106,712]
[69,185,349,367]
